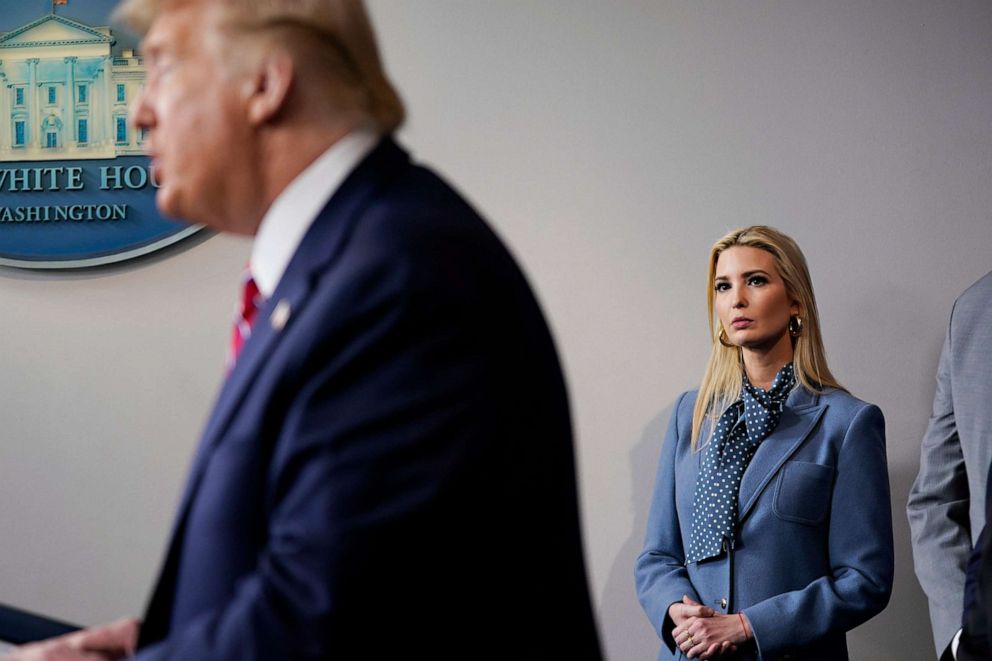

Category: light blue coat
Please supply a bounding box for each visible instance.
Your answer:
[636,387,893,661]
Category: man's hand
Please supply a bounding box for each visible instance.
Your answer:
[673,611,747,660]
[7,618,139,661]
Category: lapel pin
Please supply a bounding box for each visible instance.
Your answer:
[270,299,291,331]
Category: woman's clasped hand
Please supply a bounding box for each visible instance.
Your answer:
[669,596,748,659]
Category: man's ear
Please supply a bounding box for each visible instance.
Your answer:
[243,52,294,126]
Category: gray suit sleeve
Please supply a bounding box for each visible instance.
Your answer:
[908,313,971,657]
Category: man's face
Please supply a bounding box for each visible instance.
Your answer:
[131,2,258,233]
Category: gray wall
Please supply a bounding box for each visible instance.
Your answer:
[1,2,991,659]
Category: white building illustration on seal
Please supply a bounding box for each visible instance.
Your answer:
[0,13,144,162]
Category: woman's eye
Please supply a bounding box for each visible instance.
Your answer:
[715,282,730,292]
[747,276,768,286]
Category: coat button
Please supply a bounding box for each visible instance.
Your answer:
[720,598,728,609]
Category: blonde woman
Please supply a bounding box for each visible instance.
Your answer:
[635,226,892,660]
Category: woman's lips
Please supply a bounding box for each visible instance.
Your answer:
[732,318,753,329]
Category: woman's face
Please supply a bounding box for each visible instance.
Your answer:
[714,246,799,352]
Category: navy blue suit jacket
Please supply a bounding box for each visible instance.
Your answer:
[636,387,893,661]
[135,138,602,660]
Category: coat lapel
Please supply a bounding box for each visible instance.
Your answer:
[177,280,312,500]
[140,138,412,642]
[737,387,827,522]
[172,137,411,526]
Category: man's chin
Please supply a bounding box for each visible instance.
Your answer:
[154,189,196,225]
[153,188,258,234]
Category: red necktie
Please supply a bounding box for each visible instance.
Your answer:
[229,271,263,369]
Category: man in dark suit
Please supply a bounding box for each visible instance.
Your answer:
[9,0,601,659]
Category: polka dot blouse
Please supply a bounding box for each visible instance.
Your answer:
[686,363,796,564]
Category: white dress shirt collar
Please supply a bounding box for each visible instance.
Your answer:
[250,128,380,298]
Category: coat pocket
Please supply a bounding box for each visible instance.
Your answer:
[772,460,835,525]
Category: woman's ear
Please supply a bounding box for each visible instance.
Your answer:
[243,51,294,126]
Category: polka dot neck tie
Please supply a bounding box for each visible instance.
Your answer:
[686,363,796,564]
[228,269,264,371]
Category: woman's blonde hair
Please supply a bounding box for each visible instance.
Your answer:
[691,225,843,447]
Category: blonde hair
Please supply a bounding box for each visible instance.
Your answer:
[691,225,844,447]
[113,0,405,131]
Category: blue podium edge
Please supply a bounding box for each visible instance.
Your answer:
[0,602,80,645]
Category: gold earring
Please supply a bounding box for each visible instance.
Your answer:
[718,327,735,347]
[788,315,803,337]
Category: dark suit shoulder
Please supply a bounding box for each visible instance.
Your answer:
[360,157,488,236]
[349,161,515,277]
